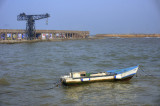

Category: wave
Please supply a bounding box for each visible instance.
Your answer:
[0,78,10,86]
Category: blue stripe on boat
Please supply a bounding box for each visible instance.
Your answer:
[106,65,138,74]
[81,78,90,82]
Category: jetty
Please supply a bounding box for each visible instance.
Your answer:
[0,29,89,44]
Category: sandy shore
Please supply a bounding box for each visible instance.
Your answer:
[95,34,160,38]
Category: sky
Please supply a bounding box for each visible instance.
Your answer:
[0,0,160,35]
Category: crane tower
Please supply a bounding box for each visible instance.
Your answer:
[17,13,50,40]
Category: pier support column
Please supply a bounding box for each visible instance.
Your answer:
[16,33,18,40]
[52,33,54,39]
[17,33,19,40]
[75,33,77,38]
[54,33,56,39]
[54,33,56,38]
[60,33,62,38]
[58,33,59,38]
[5,32,7,40]
[82,33,84,38]
[64,33,66,39]
[0,33,1,40]
[74,33,76,38]
[62,33,64,39]
[56,33,57,38]
[67,33,68,39]
[55,33,57,39]
[21,33,22,40]
[76,33,78,38]
[62,33,64,38]
[51,33,54,40]
[66,33,68,39]
[55,33,57,38]
[72,33,74,39]
[11,33,13,40]
[73,33,75,39]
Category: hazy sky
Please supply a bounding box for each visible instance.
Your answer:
[0,0,160,35]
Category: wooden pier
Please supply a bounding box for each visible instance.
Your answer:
[0,29,89,43]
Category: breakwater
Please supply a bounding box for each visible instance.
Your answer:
[0,29,89,44]
[96,34,160,38]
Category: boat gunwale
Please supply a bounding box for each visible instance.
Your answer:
[106,65,139,74]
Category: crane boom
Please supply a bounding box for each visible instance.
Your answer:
[17,13,50,21]
[17,13,50,40]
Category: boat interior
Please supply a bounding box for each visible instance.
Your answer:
[69,71,117,79]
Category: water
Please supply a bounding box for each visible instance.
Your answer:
[0,38,160,105]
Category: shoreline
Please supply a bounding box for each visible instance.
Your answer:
[0,38,97,44]
[0,35,159,44]
[95,34,160,38]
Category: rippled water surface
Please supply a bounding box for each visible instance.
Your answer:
[0,38,160,105]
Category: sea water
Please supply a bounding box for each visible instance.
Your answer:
[0,38,160,105]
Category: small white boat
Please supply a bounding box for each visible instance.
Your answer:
[60,65,139,85]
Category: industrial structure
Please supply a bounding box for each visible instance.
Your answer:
[0,29,89,41]
[0,12,90,43]
[17,13,50,40]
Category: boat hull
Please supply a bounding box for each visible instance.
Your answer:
[61,75,135,85]
[60,65,139,85]
[61,76,115,85]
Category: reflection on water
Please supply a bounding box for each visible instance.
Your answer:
[0,38,160,105]
[63,81,138,105]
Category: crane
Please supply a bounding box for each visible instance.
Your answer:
[17,13,50,40]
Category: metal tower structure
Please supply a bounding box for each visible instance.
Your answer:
[17,13,50,39]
